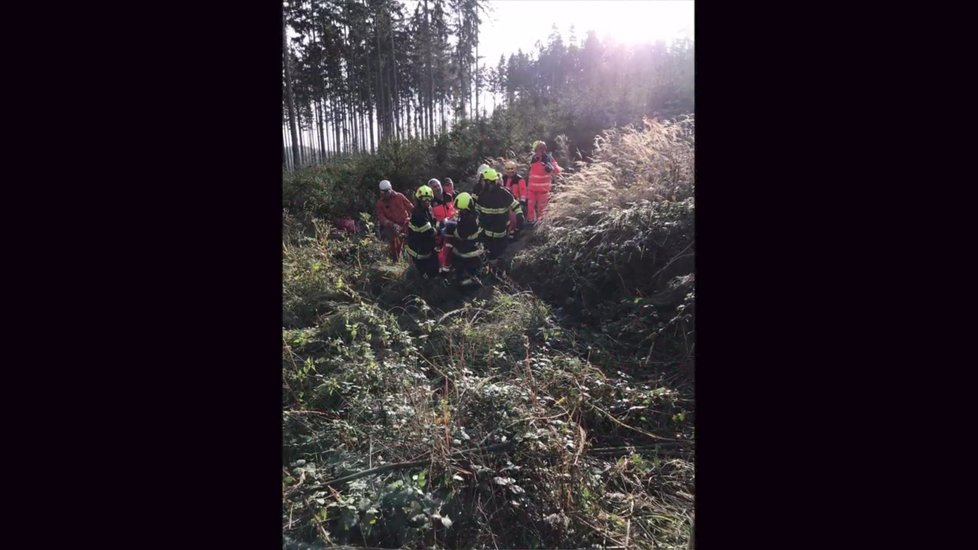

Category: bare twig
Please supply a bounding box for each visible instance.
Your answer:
[625,497,635,548]
[284,470,306,498]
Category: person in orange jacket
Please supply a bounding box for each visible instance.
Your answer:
[526,140,561,224]
[375,179,414,262]
[501,160,527,237]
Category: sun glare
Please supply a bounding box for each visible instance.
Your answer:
[569,0,693,46]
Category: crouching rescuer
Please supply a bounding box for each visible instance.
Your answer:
[406,185,439,279]
[447,192,484,286]
[475,168,524,259]
[376,179,414,262]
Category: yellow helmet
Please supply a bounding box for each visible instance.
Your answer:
[482,168,499,182]
[454,192,474,210]
[416,185,434,200]
[504,160,517,171]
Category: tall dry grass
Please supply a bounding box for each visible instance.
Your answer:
[544,115,694,228]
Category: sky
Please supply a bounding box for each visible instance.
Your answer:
[475,0,693,116]
[478,0,694,68]
[285,1,694,154]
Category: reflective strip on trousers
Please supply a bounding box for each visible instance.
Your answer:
[409,222,432,232]
[454,227,482,240]
[483,229,508,238]
[452,247,484,258]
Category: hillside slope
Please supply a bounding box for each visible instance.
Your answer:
[282,116,695,549]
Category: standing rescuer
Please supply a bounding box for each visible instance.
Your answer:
[406,185,439,279]
[502,160,527,237]
[475,168,524,259]
[375,179,414,262]
[447,192,484,286]
[472,163,492,200]
[526,140,561,224]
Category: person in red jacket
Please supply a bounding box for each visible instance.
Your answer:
[427,178,456,273]
[526,140,561,224]
[375,179,414,262]
[501,160,527,237]
[442,177,455,196]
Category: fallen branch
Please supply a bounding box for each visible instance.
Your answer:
[589,403,678,442]
[436,308,467,324]
[322,441,516,487]
[650,242,694,283]
[284,410,337,418]
[588,442,693,454]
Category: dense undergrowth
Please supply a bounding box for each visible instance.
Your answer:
[282,107,583,232]
[282,117,695,549]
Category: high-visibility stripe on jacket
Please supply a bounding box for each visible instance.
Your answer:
[406,204,436,259]
[476,184,522,239]
[450,211,483,258]
[527,154,561,192]
[476,205,512,215]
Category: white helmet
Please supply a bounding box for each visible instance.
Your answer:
[379,180,392,191]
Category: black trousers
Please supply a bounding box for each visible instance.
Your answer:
[412,255,439,278]
[454,255,483,281]
[485,236,509,259]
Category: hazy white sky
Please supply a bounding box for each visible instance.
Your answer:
[479,0,694,67]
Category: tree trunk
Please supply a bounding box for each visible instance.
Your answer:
[283,10,301,170]
[361,106,367,152]
[470,37,474,123]
[315,101,323,163]
[350,102,358,153]
[368,102,375,153]
[404,101,410,140]
[325,101,331,157]
[282,126,289,171]
[388,12,400,141]
[298,121,305,167]
[322,102,330,160]
[375,18,387,143]
[440,96,446,133]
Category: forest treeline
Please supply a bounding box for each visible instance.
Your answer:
[282,0,694,170]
